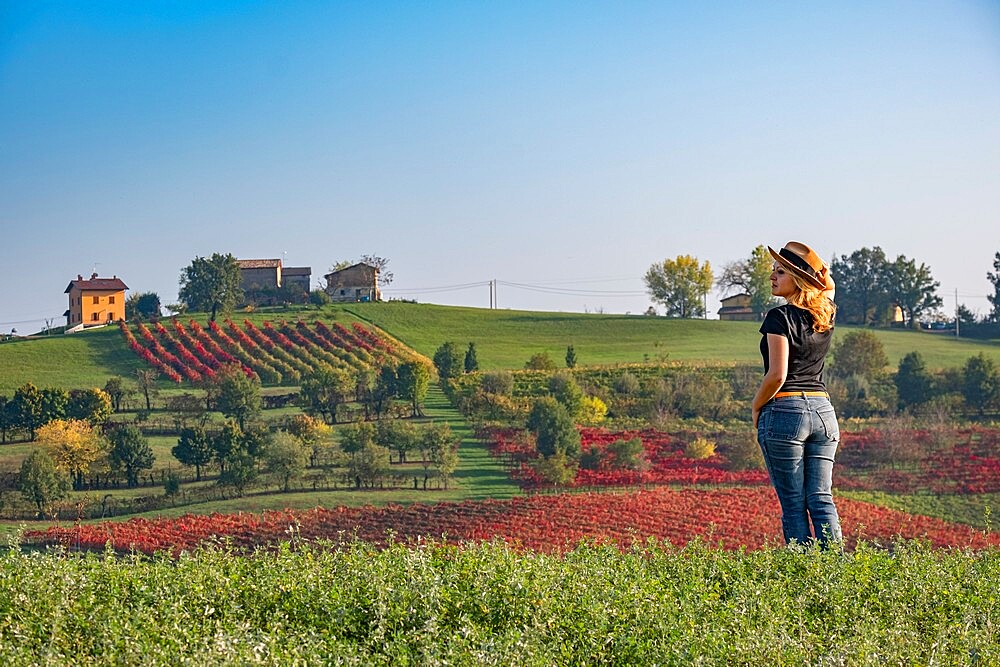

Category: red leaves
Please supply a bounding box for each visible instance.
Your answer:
[120,320,415,386]
[25,487,1000,556]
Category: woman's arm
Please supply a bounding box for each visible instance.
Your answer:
[752,333,789,428]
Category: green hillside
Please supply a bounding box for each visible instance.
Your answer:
[1,302,999,394]
[342,301,1000,371]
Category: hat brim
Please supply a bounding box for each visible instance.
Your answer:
[768,246,834,291]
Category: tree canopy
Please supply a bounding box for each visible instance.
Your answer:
[716,245,777,318]
[178,253,244,321]
[988,251,1000,323]
[644,255,713,318]
[831,247,941,327]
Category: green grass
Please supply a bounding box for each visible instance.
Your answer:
[0,326,143,395]
[1,539,997,665]
[345,301,1000,371]
[2,303,998,393]
[841,490,999,531]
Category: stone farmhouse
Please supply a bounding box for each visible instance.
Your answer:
[323,263,380,302]
[236,259,312,303]
[64,273,128,330]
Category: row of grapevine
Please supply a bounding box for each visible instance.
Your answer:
[122,319,423,387]
[27,486,1000,555]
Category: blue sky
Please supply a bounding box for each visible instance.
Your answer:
[2,1,999,332]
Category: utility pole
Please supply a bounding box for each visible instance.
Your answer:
[955,288,960,339]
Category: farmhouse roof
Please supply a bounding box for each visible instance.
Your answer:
[64,274,129,293]
[323,262,376,280]
[283,266,311,276]
[237,259,282,269]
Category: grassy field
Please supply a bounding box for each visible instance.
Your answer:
[1,539,996,665]
[2,303,998,394]
[344,301,1000,370]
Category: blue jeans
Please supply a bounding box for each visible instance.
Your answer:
[757,395,842,547]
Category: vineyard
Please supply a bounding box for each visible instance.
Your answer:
[120,318,422,384]
[25,485,1000,555]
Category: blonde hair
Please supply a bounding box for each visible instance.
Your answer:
[785,273,836,333]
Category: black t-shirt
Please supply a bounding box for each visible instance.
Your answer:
[759,304,832,392]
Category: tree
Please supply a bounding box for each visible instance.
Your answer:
[283,414,334,467]
[125,291,162,320]
[565,345,577,369]
[524,352,556,370]
[420,422,459,489]
[376,418,417,464]
[135,368,159,412]
[961,353,1000,415]
[644,255,714,318]
[354,367,376,421]
[373,365,398,418]
[40,387,68,425]
[433,342,464,380]
[830,247,892,326]
[396,361,431,417]
[988,251,1000,323]
[214,365,261,429]
[218,450,259,497]
[66,388,113,425]
[264,431,309,492]
[348,443,391,489]
[36,418,104,490]
[177,252,244,321]
[0,395,14,444]
[340,421,376,454]
[107,423,155,488]
[480,371,514,396]
[103,376,134,413]
[11,383,45,441]
[895,351,935,411]
[829,330,889,381]
[526,396,581,459]
[548,372,584,419]
[885,255,942,328]
[18,450,70,515]
[300,366,354,424]
[172,427,214,481]
[166,392,209,430]
[717,245,778,318]
[464,342,479,373]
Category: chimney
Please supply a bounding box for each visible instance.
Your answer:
[91,272,98,280]
[77,274,83,281]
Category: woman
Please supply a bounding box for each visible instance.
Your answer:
[752,241,841,548]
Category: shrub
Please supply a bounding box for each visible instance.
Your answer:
[479,371,514,396]
[607,437,649,471]
[685,436,716,460]
[579,396,608,425]
[524,352,557,371]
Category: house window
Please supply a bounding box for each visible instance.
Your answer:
[340,290,346,296]
[93,296,100,304]
[92,313,99,321]
[109,296,115,304]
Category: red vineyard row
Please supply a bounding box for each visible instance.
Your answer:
[487,426,1000,494]
[26,486,999,556]
[121,319,411,384]
[488,427,770,489]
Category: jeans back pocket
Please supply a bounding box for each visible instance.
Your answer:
[766,406,805,441]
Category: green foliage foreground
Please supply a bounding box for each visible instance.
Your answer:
[1,539,997,665]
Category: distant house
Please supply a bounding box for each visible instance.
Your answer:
[237,259,312,304]
[64,273,128,329]
[282,266,312,293]
[717,293,758,321]
[323,263,380,302]
[237,259,282,292]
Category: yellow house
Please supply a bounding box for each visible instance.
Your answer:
[64,273,128,329]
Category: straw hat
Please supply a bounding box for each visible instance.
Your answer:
[768,241,835,291]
